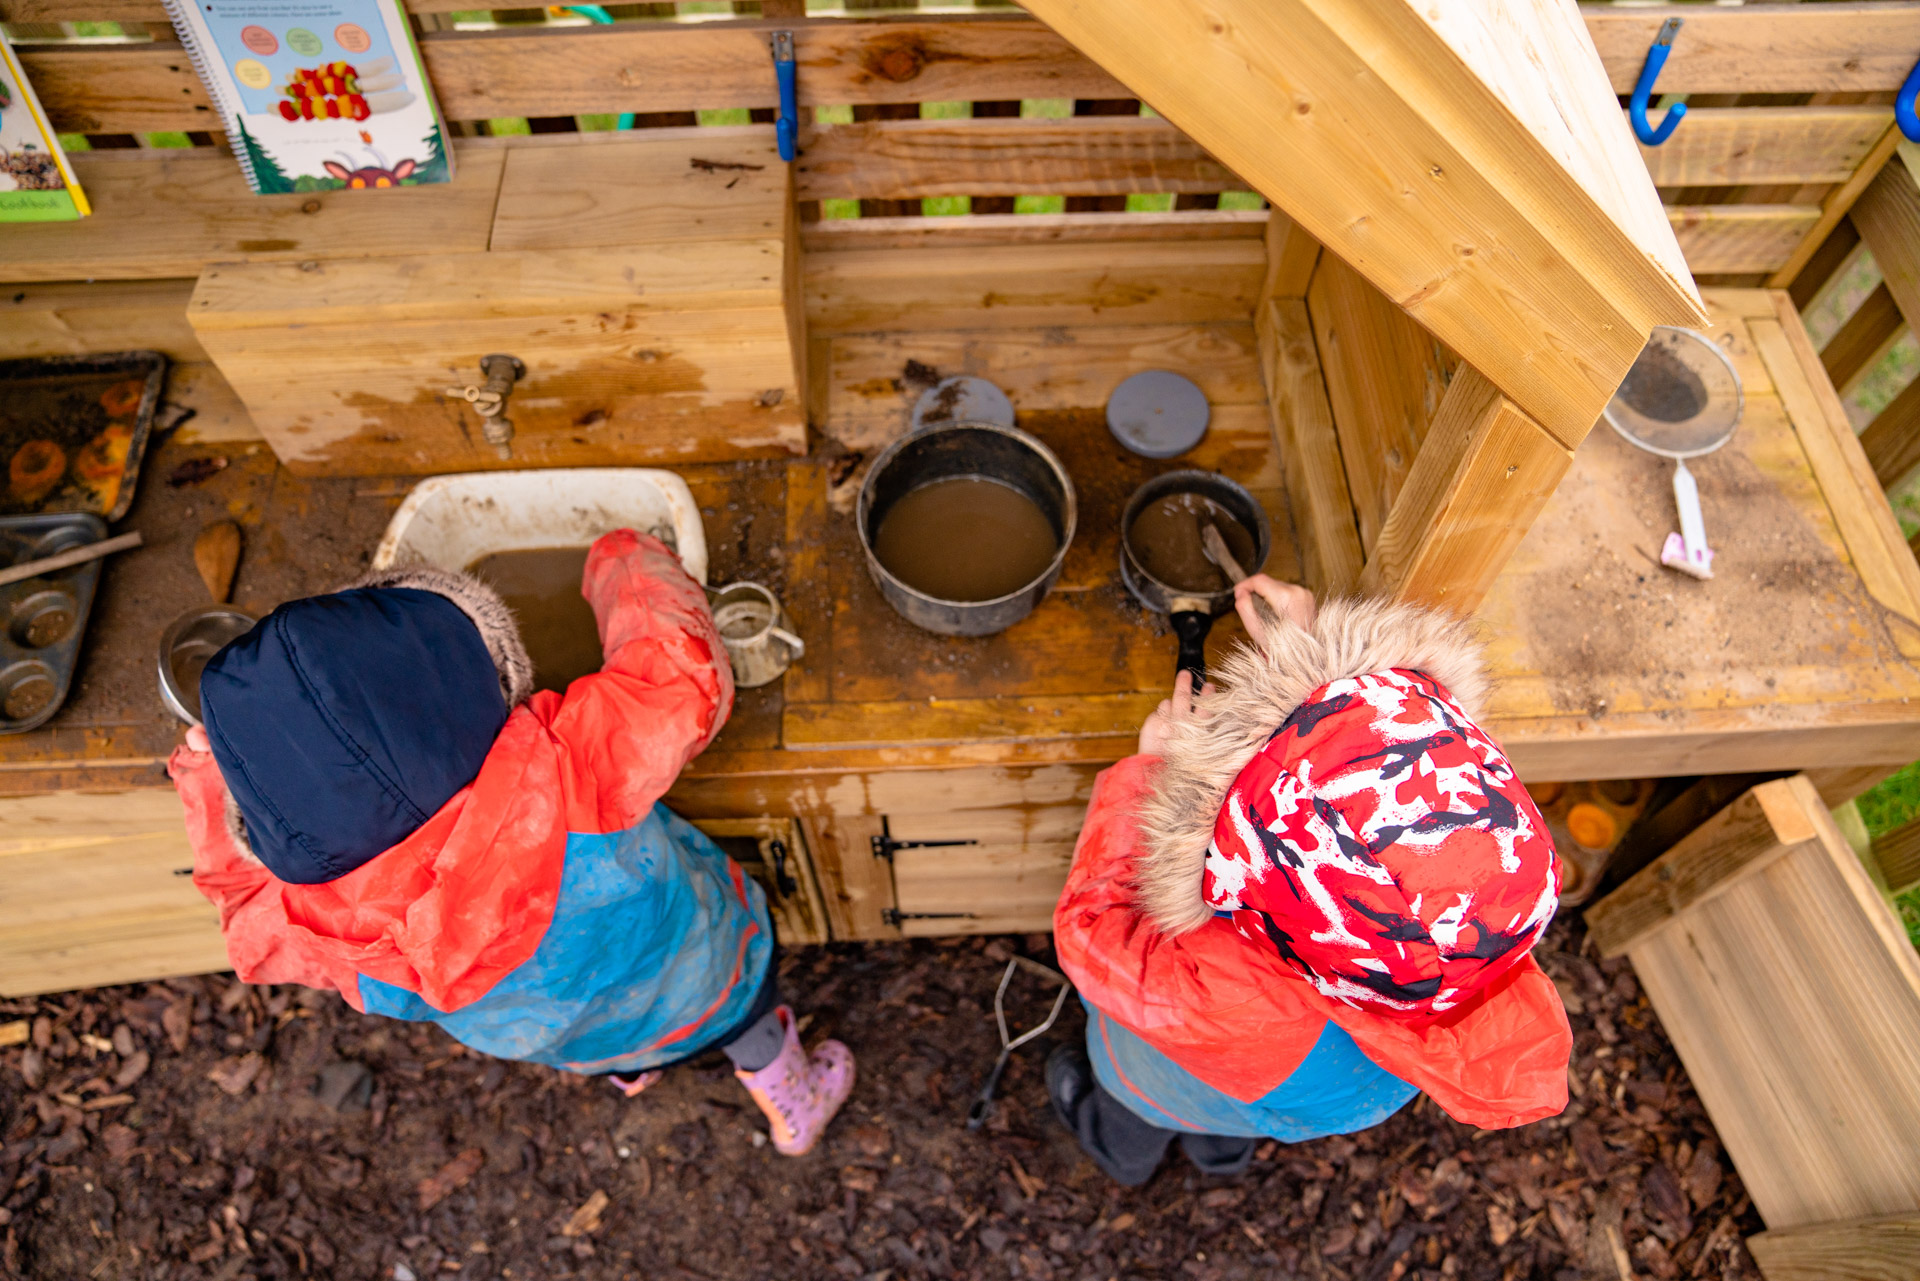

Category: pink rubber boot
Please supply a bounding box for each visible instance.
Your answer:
[607,1069,662,1098]
[735,1006,855,1156]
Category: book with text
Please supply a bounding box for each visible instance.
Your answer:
[162,0,452,195]
[0,33,91,222]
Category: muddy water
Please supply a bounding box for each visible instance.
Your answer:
[1127,491,1258,593]
[872,477,1058,602]
[467,546,603,693]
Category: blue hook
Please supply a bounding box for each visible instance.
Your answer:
[1629,16,1686,147]
[1899,55,1920,142]
[771,30,798,162]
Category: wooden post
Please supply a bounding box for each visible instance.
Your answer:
[1016,0,1704,449]
[1354,368,1571,614]
[1255,295,1363,598]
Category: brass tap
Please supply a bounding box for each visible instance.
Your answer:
[446,354,526,460]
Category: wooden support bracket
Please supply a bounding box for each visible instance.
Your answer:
[1746,1212,1920,1281]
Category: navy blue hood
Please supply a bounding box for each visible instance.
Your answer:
[200,585,511,885]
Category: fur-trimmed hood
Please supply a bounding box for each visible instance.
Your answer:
[1134,597,1488,936]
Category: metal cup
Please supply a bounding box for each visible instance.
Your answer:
[708,581,804,689]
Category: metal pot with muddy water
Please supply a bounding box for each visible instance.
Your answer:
[858,421,1077,638]
[1120,470,1270,686]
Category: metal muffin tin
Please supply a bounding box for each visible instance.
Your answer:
[0,513,108,734]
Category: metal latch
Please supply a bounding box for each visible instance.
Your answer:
[446,353,525,460]
[882,907,977,927]
[767,837,799,898]
[870,815,976,862]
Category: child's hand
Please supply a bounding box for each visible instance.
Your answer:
[1138,669,1212,758]
[1234,574,1316,647]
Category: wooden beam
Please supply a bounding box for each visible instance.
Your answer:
[1821,282,1906,394]
[792,115,1238,201]
[1790,218,1865,314]
[0,279,205,362]
[1860,379,1920,491]
[1637,107,1892,189]
[1255,298,1363,598]
[1586,5,1920,96]
[1747,1213,1920,1281]
[1852,144,1920,334]
[1770,124,1902,290]
[1805,763,1903,810]
[1355,367,1572,616]
[1872,816,1920,895]
[991,0,1705,451]
[1753,296,1920,627]
[1585,778,1814,958]
[1668,206,1823,276]
[1305,255,1454,552]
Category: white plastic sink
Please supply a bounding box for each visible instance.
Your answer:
[370,469,708,583]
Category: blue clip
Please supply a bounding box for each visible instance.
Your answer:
[771,30,798,162]
[1629,16,1686,147]
[1899,55,1920,142]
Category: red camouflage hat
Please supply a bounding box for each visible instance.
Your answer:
[1202,667,1560,1019]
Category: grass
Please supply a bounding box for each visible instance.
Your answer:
[1855,763,1920,947]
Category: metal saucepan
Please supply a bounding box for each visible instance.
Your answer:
[857,420,1077,638]
[1119,470,1271,686]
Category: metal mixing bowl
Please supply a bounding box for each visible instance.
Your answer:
[158,605,254,725]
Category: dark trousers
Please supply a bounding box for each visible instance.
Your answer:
[1058,1076,1256,1187]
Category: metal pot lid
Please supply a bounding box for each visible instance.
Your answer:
[1107,369,1210,459]
[910,376,1016,433]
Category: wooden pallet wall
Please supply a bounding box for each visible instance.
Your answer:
[3,4,1920,285]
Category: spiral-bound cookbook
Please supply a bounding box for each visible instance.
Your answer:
[161,0,452,195]
[0,32,91,221]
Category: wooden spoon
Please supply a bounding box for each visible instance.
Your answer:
[1201,521,1281,634]
[194,521,242,603]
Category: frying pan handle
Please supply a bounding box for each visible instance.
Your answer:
[1171,610,1212,688]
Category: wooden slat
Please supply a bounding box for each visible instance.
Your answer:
[1821,282,1905,393]
[487,127,786,250]
[803,237,1264,336]
[1305,254,1454,553]
[1587,5,1920,96]
[1605,775,1920,1230]
[1256,297,1362,598]
[1852,147,1920,341]
[1872,817,1920,895]
[1586,778,1814,958]
[1754,296,1920,626]
[793,115,1237,202]
[785,694,1160,750]
[0,147,505,283]
[1019,0,1702,453]
[1855,383,1920,491]
[1262,210,1320,303]
[1770,125,1902,291]
[799,209,1265,252]
[1747,1213,1920,1281]
[1668,205,1823,275]
[1790,217,1865,313]
[798,813,898,941]
[1356,367,1572,617]
[1638,107,1891,188]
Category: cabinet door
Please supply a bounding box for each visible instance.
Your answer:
[885,805,1088,938]
[691,817,830,946]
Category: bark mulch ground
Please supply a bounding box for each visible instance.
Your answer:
[1,919,1764,1281]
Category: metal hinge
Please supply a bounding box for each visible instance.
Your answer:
[767,838,800,897]
[870,815,977,862]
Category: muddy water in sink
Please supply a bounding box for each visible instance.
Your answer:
[468,546,602,693]
[873,477,1058,602]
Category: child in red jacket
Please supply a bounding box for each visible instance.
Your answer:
[1049,577,1570,1185]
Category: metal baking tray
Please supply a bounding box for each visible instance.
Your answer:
[0,513,108,734]
[0,351,166,523]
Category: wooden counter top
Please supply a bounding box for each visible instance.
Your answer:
[5,290,1919,803]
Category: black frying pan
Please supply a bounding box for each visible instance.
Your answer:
[1118,471,1271,687]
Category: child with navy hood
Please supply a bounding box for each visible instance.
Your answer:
[166,529,854,1155]
[1049,576,1571,1185]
